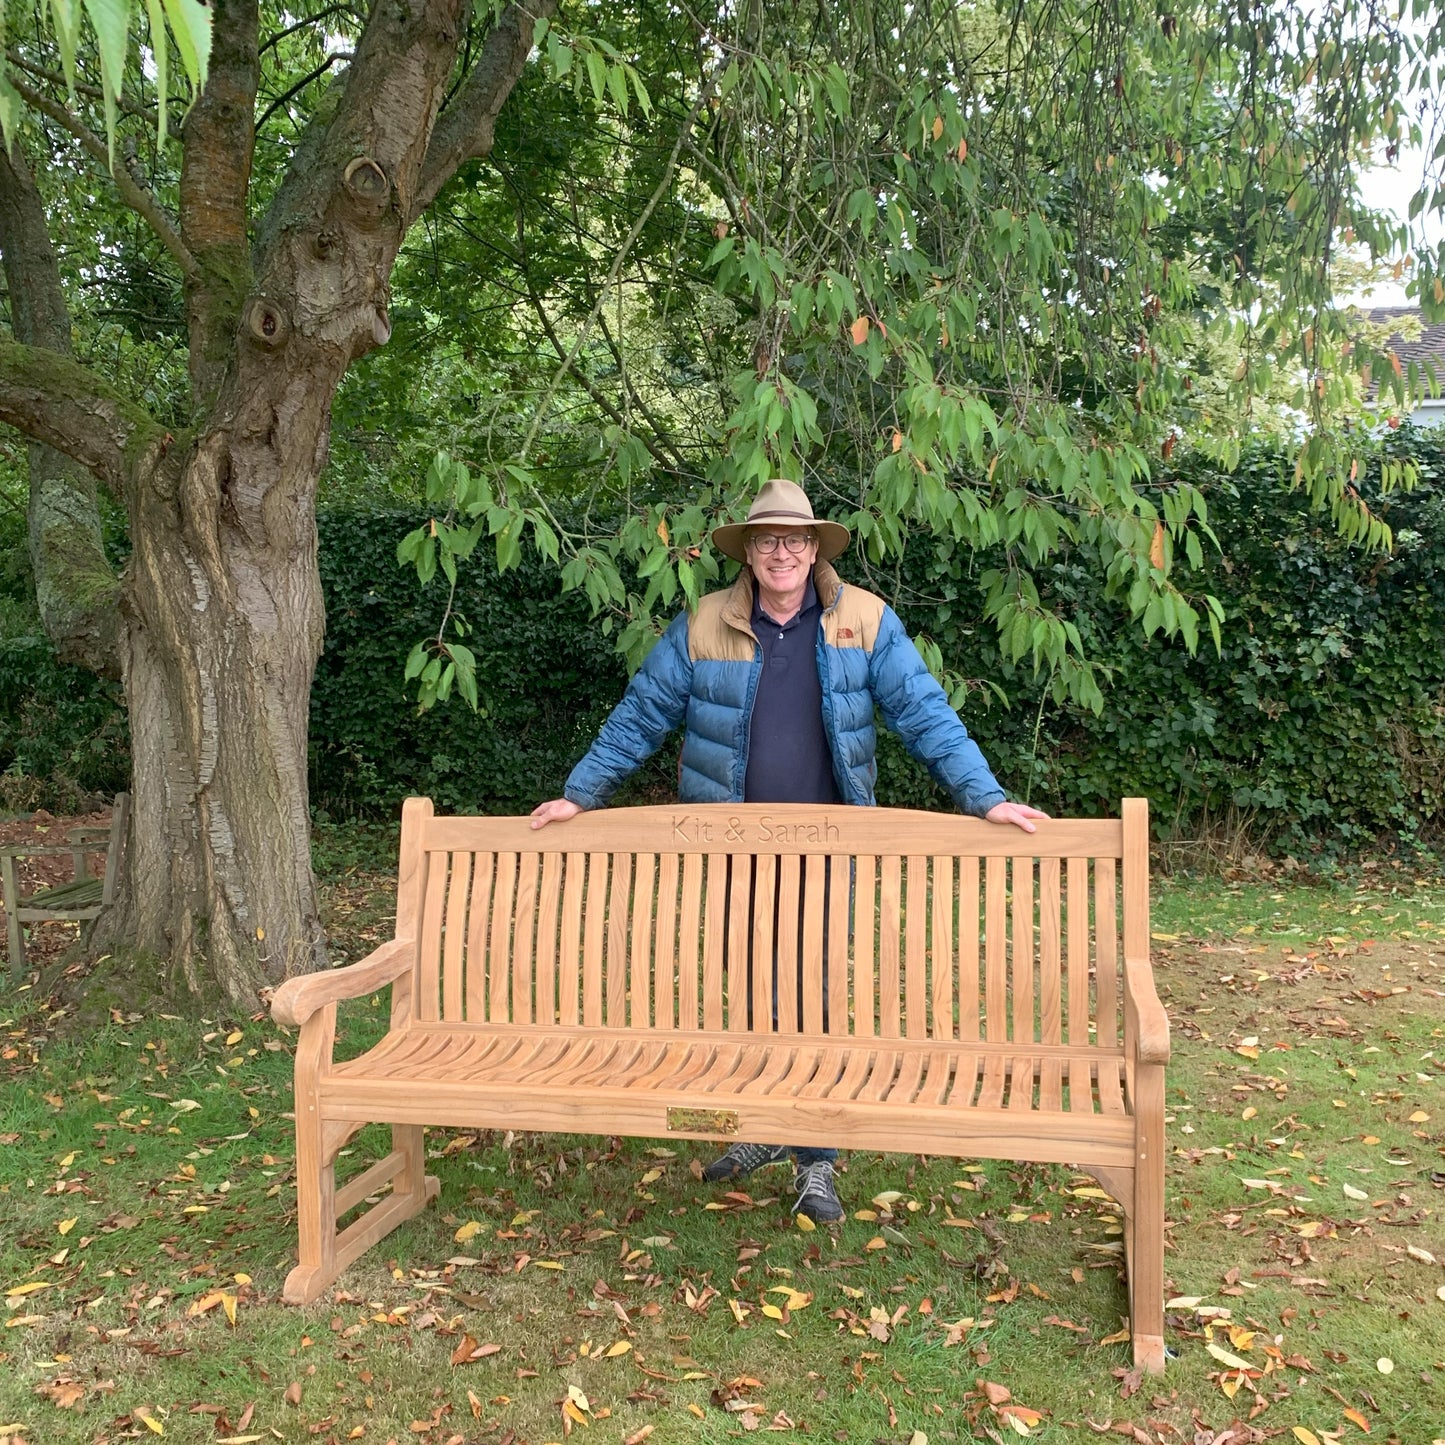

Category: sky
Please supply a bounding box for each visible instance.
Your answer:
[1352,145,1443,307]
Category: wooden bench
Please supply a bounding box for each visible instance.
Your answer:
[2,793,129,980]
[272,796,1170,1371]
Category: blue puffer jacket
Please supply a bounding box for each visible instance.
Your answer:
[564,562,1008,817]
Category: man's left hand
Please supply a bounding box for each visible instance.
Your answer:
[985,801,1050,833]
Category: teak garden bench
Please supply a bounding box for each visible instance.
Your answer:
[2,793,130,979]
[272,797,1170,1371]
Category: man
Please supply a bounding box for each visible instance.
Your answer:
[531,479,1046,1221]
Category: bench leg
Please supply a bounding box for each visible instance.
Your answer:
[2,855,24,980]
[284,1090,339,1305]
[283,1120,440,1306]
[1130,1063,1167,1373]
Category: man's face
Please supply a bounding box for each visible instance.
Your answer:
[745,526,818,594]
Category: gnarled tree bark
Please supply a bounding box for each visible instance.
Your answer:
[0,0,554,1008]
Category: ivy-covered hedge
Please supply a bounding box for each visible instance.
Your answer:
[310,508,675,817]
[2,431,1443,853]
[879,430,1445,852]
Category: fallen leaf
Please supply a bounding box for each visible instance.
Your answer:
[1407,1245,1436,1265]
[454,1220,484,1243]
[1342,1406,1371,1431]
[1375,1358,1393,1374]
[604,1341,632,1357]
[1292,1430,1322,1445]
[284,1382,303,1407]
[1343,1184,1368,1202]
[1206,1342,1254,1372]
[450,1337,501,1366]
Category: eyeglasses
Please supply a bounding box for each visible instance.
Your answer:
[747,531,815,555]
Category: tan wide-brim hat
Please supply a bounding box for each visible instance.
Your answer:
[711,478,851,563]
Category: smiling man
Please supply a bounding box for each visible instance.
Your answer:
[530,479,1045,1221]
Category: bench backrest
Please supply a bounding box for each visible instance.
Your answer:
[394,799,1149,1049]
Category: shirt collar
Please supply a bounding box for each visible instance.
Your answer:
[752,574,819,630]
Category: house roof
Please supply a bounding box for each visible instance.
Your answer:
[1358,306,1445,400]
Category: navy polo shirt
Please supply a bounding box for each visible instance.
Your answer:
[744,577,842,804]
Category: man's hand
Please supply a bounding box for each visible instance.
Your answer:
[985,801,1050,833]
[530,798,584,830]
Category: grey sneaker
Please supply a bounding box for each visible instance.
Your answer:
[792,1159,845,1222]
[703,1142,792,1182]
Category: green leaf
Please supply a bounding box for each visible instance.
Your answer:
[46,0,85,96]
[145,0,168,146]
[82,0,133,161]
[584,48,608,106]
[159,0,210,94]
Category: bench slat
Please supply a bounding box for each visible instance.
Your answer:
[559,852,584,1025]
[513,853,540,1025]
[826,855,849,1035]
[653,854,679,1031]
[905,856,927,1040]
[464,852,493,1021]
[958,856,979,1041]
[1067,857,1090,1045]
[677,853,702,1030]
[1012,858,1034,1046]
[985,857,1007,1043]
[1039,856,1062,1046]
[1096,856,1119,1047]
[853,856,876,1039]
[491,852,518,1022]
[582,853,608,1027]
[930,856,953,1041]
[535,853,562,1025]
[878,856,902,1037]
[702,857,725,1030]
[442,852,471,1021]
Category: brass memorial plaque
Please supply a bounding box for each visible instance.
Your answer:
[666,1106,740,1135]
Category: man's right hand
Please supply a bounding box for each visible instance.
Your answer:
[530,798,584,830]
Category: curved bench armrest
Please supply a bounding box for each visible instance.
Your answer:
[272,937,417,1028]
[1123,954,1170,1065]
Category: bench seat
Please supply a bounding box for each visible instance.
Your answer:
[321,1025,1136,1163]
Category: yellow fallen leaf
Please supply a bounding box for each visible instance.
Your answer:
[221,1292,237,1327]
[5,1281,52,1297]
[761,1303,784,1320]
[454,1221,483,1243]
[1362,1135,1381,1145]
[57,1219,77,1236]
[1343,1184,1368,1202]
[729,1299,746,1324]
[1342,1406,1371,1431]
[1241,1106,1257,1120]
[1165,1296,1203,1309]
[1219,1374,1242,1400]
[562,1400,589,1427]
[226,1030,244,1045]
[687,1404,705,1419]
[1409,1111,1430,1123]
[1070,1187,1111,1200]
[1376,1357,1393,1374]
[1206,1341,1254,1372]
[1407,1245,1437,1265]
[794,1213,815,1232]
[604,1341,631,1357]
[1292,1430,1321,1445]
[171,1100,201,1113]
[136,1411,164,1435]
[533,1260,564,1270]
[58,1152,76,1168]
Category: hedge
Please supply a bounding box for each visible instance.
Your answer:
[2,430,1443,854]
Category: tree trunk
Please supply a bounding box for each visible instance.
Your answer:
[99,418,329,1007]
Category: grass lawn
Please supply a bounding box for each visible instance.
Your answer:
[1,856,1442,1445]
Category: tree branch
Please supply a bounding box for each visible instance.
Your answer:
[5,48,160,126]
[412,0,557,221]
[0,341,170,500]
[256,52,350,133]
[180,0,261,399]
[7,75,197,280]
